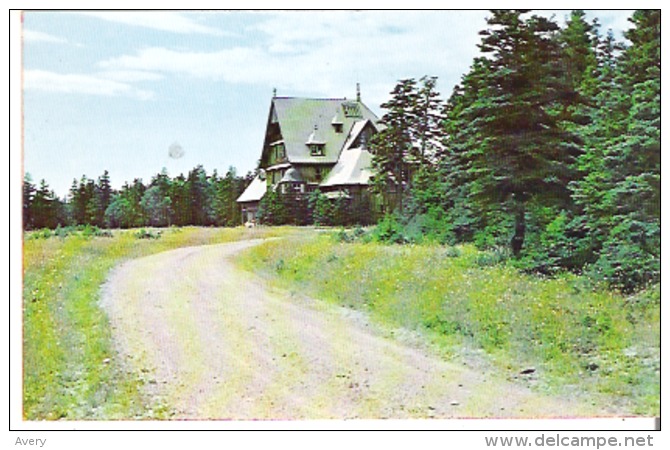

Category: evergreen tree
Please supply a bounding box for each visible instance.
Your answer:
[187,165,212,225]
[456,10,580,256]
[170,174,189,226]
[32,180,55,229]
[141,185,173,226]
[69,176,91,225]
[590,10,660,290]
[95,170,113,227]
[258,188,289,225]
[23,174,36,230]
[369,78,418,214]
[412,75,445,164]
[308,189,333,226]
[568,29,627,264]
[369,77,445,214]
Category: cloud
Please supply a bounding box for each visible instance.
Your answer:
[98,70,164,82]
[75,11,227,36]
[93,10,634,110]
[95,11,488,110]
[23,29,67,44]
[24,70,154,100]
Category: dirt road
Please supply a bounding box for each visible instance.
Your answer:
[100,239,610,420]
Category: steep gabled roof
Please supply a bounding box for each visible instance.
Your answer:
[236,174,267,203]
[319,147,373,187]
[342,119,378,152]
[269,97,378,164]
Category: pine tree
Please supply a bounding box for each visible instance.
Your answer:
[412,76,445,164]
[96,170,113,227]
[31,180,54,229]
[370,77,445,215]
[187,165,212,225]
[23,174,36,230]
[369,78,418,214]
[456,10,581,256]
[568,29,627,263]
[591,10,660,290]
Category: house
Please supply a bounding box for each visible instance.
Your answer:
[237,86,380,224]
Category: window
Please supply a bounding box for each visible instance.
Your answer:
[310,144,324,156]
[342,102,362,118]
[271,143,285,161]
[333,123,343,133]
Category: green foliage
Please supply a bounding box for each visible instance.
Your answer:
[23,175,67,230]
[372,213,407,244]
[134,228,162,240]
[369,76,445,214]
[238,235,659,415]
[27,225,113,240]
[105,195,143,229]
[257,189,290,225]
[141,185,173,227]
[308,189,333,226]
[590,219,660,292]
[25,166,253,231]
[370,10,659,293]
[474,247,510,268]
[332,225,372,244]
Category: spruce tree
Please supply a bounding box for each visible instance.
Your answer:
[592,10,660,290]
[458,10,581,256]
[369,78,418,214]
[23,174,36,230]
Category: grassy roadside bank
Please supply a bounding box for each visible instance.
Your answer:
[22,226,298,420]
[236,232,660,416]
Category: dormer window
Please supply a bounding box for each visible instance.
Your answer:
[331,114,343,133]
[310,144,324,156]
[342,101,362,118]
[306,124,326,156]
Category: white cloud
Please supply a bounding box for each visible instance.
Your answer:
[23,29,67,44]
[97,11,489,108]
[75,11,226,36]
[24,70,154,100]
[99,70,164,82]
[93,10,634,110]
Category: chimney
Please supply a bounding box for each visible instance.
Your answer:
[273,87,277,98]
[356,82,361,102]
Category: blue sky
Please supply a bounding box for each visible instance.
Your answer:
[22,10,634,197]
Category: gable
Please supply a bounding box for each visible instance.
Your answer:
[343,119,378,151]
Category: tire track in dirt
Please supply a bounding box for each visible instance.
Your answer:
[100,239,616,420]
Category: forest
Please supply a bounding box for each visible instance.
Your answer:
[365,10,660,293]
[23,165,252,230]
[23,10,660,293]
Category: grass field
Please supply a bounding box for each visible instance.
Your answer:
[236,231,660,416]
[22,226,298,420]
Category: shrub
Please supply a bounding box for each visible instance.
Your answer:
[28,229,53,240]
[590,220,660,293]
[372,213,407,244]
[474,247,510,267]
[134,228,162,240]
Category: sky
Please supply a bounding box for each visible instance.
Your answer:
[21,10,635,197]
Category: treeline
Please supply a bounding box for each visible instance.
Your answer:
[368,10,660,292]
[23,165,252,230]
